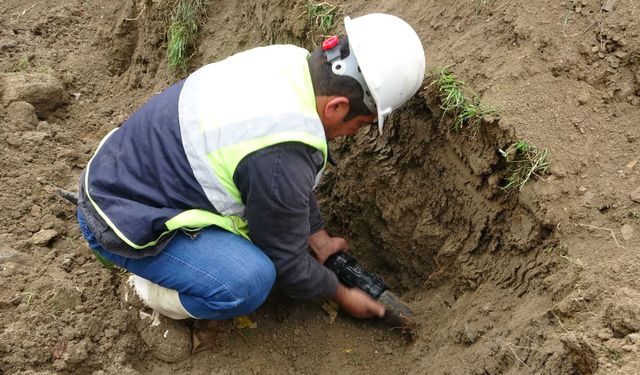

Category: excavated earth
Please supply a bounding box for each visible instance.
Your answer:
[1,0,640,374]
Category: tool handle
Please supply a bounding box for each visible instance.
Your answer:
[324,251,388,299]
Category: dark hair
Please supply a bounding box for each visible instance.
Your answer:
[308,36,374,121]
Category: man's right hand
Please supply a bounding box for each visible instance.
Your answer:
[333,284,385,319]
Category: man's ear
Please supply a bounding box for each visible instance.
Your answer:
[323,96,350,124]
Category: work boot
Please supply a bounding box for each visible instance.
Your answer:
[136,310,192,363]
[119,275,145,309]
[119,275,193,362]
[191,319,231,354]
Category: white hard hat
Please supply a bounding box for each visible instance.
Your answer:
[344,13,426,134]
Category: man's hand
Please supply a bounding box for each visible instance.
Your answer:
[309,229,348,264]
[333,284,385,319]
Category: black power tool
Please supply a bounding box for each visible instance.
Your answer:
[325,251,415,334]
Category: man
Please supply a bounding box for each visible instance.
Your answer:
[77,12,424,356]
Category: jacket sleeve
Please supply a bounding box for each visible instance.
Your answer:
[233,142,338,300]
[308,190,325,235]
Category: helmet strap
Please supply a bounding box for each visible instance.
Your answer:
[322,37,377,114]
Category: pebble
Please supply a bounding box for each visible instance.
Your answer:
[598,328,613,340]
[615,83,636,99]
[602,0,617,12]
[622,344,636,352]
[630,187,640,203]
[29,229,58,246]
[614,51,629,59]
[577,91,590,105]
[621,224,633,241]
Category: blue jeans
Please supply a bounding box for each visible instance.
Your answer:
[77,210,276,320]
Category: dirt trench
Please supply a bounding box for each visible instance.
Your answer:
[1,0,640,374]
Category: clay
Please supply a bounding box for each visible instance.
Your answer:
[1,0,640,373]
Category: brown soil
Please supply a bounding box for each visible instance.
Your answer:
[1,0,639,374]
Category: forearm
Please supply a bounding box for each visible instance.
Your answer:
[235,143,339,300]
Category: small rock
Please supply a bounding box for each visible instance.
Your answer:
[630,187,640,203]
[29,229,58,246]
[36,120,49,132]
[615,82,636,99]
[622,344,636,352]
[628,159,638,169]
[583,191,595,205]
[606,56,620,69]
[627,333,640,343]
[60,257,73,272]
[104,328,119,338]
[63,338,91,365]
[22,131,49,142]
[602,0,617,12]
[6,101,38,130]
[577,90,590,105]
[621,224,633,241]
[591,46,599,53]
[598,328,614,340]
[614,51,629,60]
[0,38,17,52]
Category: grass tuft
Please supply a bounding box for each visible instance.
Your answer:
[430,67,496,131]
[475,0,489,15]
[499,140,550,191]
[303,1,341,46]
[166,0,209,74]
[17,56,30,71]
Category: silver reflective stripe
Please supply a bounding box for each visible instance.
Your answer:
[203,114,324,152]
[179,82,241,217]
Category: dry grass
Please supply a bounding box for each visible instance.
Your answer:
[499,140,550,191]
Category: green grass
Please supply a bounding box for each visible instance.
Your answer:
[499,140,550,191]
[430,67,496,131]
[21,290,35,308]
[167,0,209,73]
[304,1,341,45]
[562,0,579,36]
[17,56,30,71]
[11,56,53,75]
[475,0,489,15]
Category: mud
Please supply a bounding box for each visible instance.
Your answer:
[1,0,640,374]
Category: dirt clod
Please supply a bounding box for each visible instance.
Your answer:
[6,100,38,130]
[28,229,58,246]
[605,288,640,337]
[1,72,67,119]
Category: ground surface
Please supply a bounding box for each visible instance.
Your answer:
[1,0,639,374]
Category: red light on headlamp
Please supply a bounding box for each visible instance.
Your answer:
[322,36,340,51]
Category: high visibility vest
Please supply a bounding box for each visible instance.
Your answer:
[84,45,327,251]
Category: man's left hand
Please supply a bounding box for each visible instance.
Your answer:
[309,229,348,264]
